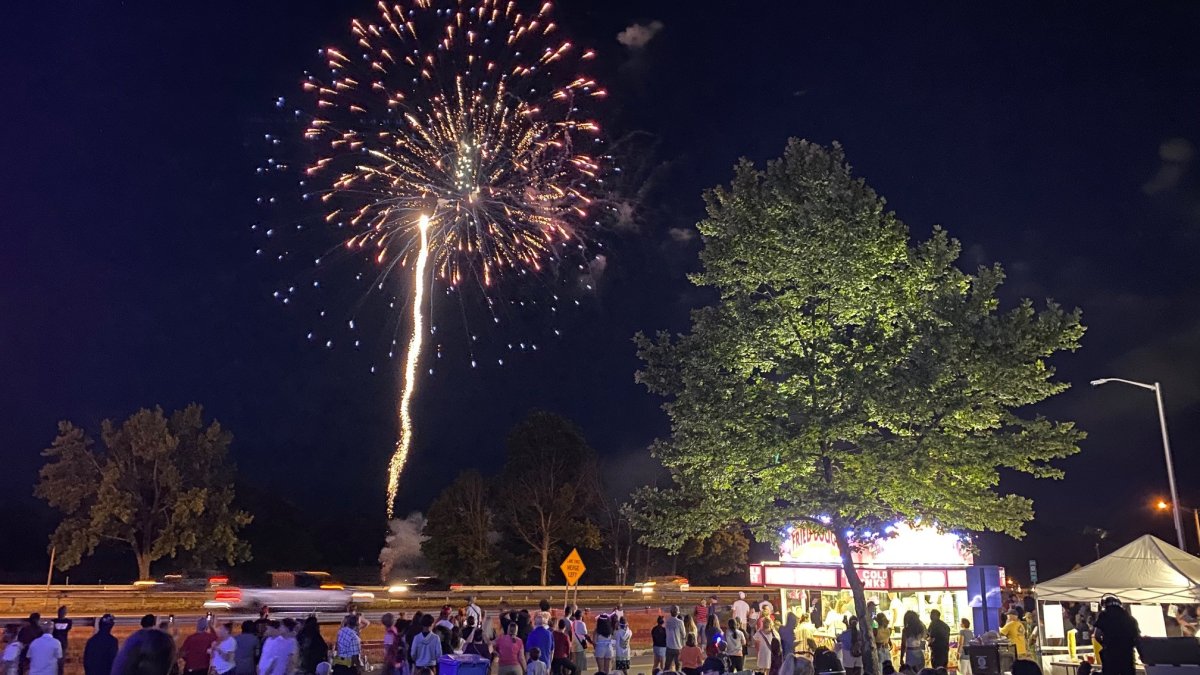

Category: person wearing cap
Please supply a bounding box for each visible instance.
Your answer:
[732,593,750,629]
[83,615,118,675]
[999,608,1030,660]
[27,622,62,675]
[179,617,217,675]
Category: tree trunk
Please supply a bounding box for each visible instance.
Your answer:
[540,543,549,586]
[833,526,876,675]
[135,549,151,581]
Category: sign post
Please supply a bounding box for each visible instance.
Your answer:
[560,548,586,606]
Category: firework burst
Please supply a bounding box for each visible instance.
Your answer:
[292,0,606,518]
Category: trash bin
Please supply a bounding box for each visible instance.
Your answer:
[438,654,490,675]
[966,644,1017,675]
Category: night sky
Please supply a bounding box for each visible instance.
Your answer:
[4,2,1200,582]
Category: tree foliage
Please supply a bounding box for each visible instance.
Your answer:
[628,140,1084,660]
[496,411,601,585]
[421,470,498,583]
[679,526,750,584]
[36,404,252,579]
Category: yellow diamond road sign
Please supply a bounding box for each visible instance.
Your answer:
[560,548,586,586]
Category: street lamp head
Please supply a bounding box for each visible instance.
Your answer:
[1090,379,1110,386]
[1157,500,1170,511]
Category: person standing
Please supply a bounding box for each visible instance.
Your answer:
[331,616,361,675]
[18,613,42,675]
[525,650,548,675]
[732,594,751,630]
[999,609,1030,661]
[526,616,553,671]
[495,623,525,675]
[3,632,23,675]
[82,615,117,675]
[569,611,589,675]
[665,607,686,673]
[180,618,216,675]
[957,619,974,675]
[724,619,747,672]
[51,607,71,674]
[1094,596,1141,675]
[679,636,704,675]
[651,616,667,675]
[381,614,398,675]
[927,611,950,669]
[409,616,442,673]
[111,626,176,675]
[549,621,576,675]
[27,623,62,675]
[837,617,864,675]
[798,614,817,654]
[900,611,926,671]
[592,616,614,675]
[211,623,238,675]
[754,619,779,675]
[235,622,260,675]
[874,614,892,671]
[466,598,484,630]
[614,618,632,675]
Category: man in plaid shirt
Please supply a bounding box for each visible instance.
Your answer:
[332,615,361,675]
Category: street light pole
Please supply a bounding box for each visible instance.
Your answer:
[1092,378,1186,550]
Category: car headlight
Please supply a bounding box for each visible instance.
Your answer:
[351,592,375,601]
[388,585,409,594]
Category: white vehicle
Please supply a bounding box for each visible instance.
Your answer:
[204,571,374,612]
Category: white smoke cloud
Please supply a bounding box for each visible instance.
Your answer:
[379,512,428,582]
[617,21,664,50]
[668,227,696,243]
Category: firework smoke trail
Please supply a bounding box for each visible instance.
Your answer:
[386,214,430,519]
[288,0,606,518]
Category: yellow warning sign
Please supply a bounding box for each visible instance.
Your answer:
[560,548,586,586]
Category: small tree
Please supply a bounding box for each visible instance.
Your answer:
[36,404,252,579]
[496,411,601,585]
[422,471,498,583]
[629,140,1084,671]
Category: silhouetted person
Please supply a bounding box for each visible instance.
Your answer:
[82,615,118,675]
[927,611,950,669]
[112,627,177,675]
[1094,596,1140,675]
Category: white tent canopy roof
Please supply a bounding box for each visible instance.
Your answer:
[1036,534,1200,604]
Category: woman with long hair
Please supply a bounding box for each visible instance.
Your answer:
[298,616,329,675]
[683,615,698,645]
[901,611,927,671]
[592,616,614,674]
[838,616,864,675]
[112,627,176,675]
[875,614,892,672]
[704,614,724,656]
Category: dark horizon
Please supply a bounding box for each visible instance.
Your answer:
[3,1,1200,583]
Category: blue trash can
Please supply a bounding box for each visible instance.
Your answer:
[439,654,490,675]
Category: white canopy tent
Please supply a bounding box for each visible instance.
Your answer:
[1037,534,1200,604]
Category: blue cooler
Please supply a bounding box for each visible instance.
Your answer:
[438,654,490,675]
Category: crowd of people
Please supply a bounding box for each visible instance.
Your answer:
[0,592,1150,675]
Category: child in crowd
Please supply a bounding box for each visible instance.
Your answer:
[528,648,549,675]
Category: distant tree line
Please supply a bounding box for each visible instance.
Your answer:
[405,409,750,586]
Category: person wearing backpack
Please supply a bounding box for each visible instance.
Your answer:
[837,617,864,675]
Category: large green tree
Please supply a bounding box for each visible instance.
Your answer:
[36,404,252,579]
[421,470,497,583]
[629,140,1084,664]
[496,411,601,585]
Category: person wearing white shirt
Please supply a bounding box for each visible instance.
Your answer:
[613,619,633,675]
[211,623,238,675]
[466,598,484,628]
[27,625,63,675]
[732,593,751,629]
[258,623,290,675]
